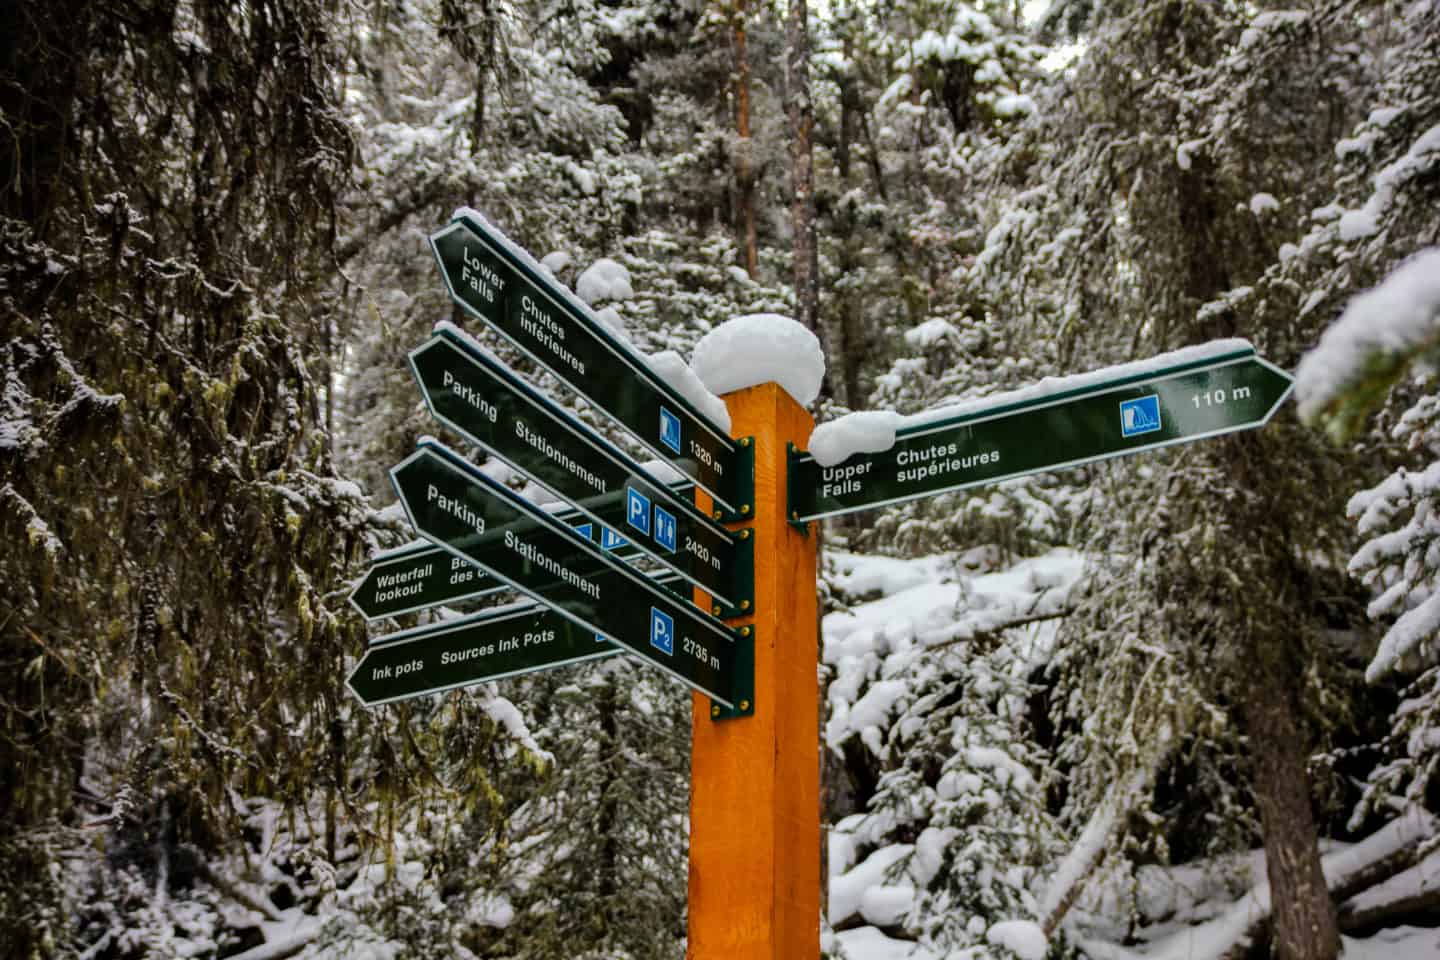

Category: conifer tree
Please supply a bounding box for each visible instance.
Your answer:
[1,0,378,952]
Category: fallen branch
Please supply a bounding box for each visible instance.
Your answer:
[1212,808,1437,960]
[1040,765,1156,936]
[1338,847,1440,932]
[185,846,284,923]
[225,923,323,960]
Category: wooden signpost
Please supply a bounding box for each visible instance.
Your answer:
[346,208,1297,960]
[688,383,819,959]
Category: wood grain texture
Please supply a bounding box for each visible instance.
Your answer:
[688,382,820,960]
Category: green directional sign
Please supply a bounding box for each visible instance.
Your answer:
[790,348,1294,521]
[410,326,750,607]
[430,214,748,513]
[348,542,505,621]
[347,602,621,707]
[348,513,641,622]
[391,439,750,708]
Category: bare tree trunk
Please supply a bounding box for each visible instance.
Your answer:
[785,0,819,341]
[1241,632,1340,960]
[835,211,866,411]
[732,0,758,278]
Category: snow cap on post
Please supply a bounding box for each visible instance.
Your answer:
[691,313,826,407]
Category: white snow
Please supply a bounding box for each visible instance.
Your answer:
[860,883,915,926]
[594,305,631,343]
[1295,248,1440,426]
[1240,9,1309,48]
[904,318,959,349]
[0,413,29,451]
[1076,809,1437,960]
[824,548,1085,755]
[993,94,1037,118]
[468,891,516,928]
[830,844,912,925]
[828,551,943,602]
[575,257,633,304]
[809,411,904,467]
[1336,130,1380,160]
[1340,846,1440,918]
[1249,193,1279,216]
[482,693,550,763]
[690,313,826,407]
[832,925,939,960]
[1363,587,1440,681]
[848,679,909,734]
[912,826,957,885]
[825,548,1084,658]
[986,920,1048,960]
[1335,122,1440,244]
[565,159,597,196]
[1039,766,1151,921]
[638,458,688,485]
[646,350,732,433]
[1176,139,1203,171]
[1339,209,1380,241]
[1370,106,1404,128]
[1343,927,1440,960]
[540,250,572,276]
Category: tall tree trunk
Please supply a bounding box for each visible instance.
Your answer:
[833,204,866,411]
[1241,631,1341,960]
[732,0,758,278]
[785,0,818,340]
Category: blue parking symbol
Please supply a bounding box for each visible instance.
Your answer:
[601,527,628,551]
[626,487,651,535]
[574,522,594,542]
[653,506,677,553]
[650,607,674,656]
[1120,394,1162,438]
[659,407,682,454]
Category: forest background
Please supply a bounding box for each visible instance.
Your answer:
[3,0,1439,958]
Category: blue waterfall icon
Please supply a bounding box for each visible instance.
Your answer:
[1119,395,1162,438]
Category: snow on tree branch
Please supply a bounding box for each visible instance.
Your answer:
[1296,248,1440,442]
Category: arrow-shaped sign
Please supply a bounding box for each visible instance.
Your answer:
[410,325,751,608]
[348,541,506,621]
[348,513,645,622]
[790,348,1294,521]
[430,213,748,513]
[390,440,750,707]
[346,601,622,707]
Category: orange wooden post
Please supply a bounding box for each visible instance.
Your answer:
[689,382,820,960]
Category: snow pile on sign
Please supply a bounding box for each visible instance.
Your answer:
[904,339,1254,430]
[806,339,1255,462]
[647,350,732,433]
[1295,248,1440,424]
[691,314,826,407]
[576,257,633,304]
[594,306,630,343]
[808,411,904,467]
